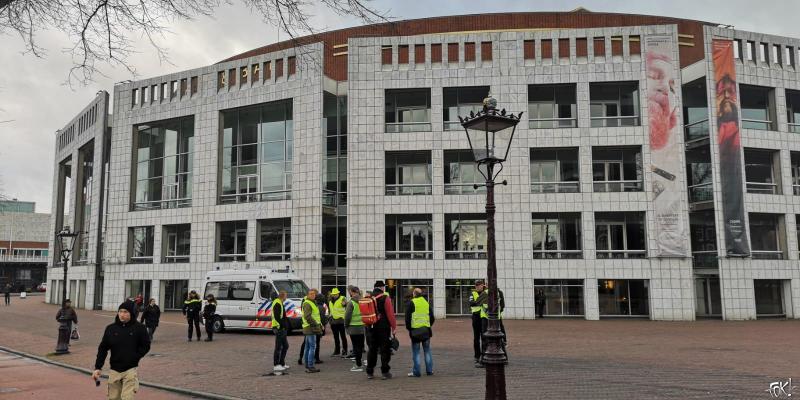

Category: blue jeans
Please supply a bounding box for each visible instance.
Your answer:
[303,335,317,368]
[411,339,433,376]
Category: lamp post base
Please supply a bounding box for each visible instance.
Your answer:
[54,318,71,355]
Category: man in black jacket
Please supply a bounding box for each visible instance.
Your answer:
[92,300,151,400]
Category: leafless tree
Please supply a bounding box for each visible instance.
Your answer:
[0,0,389,86]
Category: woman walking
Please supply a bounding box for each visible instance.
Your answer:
[203,294,217,342]
[182,290,202,342]
[344,286,365,372]
[140,298,161,341]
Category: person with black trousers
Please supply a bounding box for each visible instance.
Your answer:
[298,293,327,365]
[344,286,365,371]
[3,283,11,306]
[182,290,202,342]
[468,280,487,363]
[55,299,79,347]
[92,300,150,399]
[535,289,546,319]
[271,290,290,372]
[202,294,217,342]
[328,287,348,357]
[365,281,397,380]
[139,298,161,341]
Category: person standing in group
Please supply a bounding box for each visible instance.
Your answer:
[134,293,143,313]
[55,299,78,347]
[202,294,217,342]
[477,285,506,368]
[344,286,365,372]
[3,283,11,306]
[301,288,323,373]
[271,290,290,373]
[139,298,161,342]
[182,291,202,342]
[535,289,546,319]
[405,287,434,378]
[298,291,326,365]
[92,300,150,400]
[468,280,487,364]
[365,280,396,380]
[328,288,349,357]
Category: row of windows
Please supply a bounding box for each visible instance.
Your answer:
[216,56,297,91]
[733,38,798,69]
[131,76,198,108]
[0,248,49,257]
[57,102,99,152]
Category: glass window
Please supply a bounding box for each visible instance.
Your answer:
[786,89,800,133]
[592,147,643,192]
[218,221,247,261]
[385,214,433,259]
[749,213,784,259]
[273,280,309,299]
[204,281,230,300]
[133,117,194,210]
[385,151,432,195]
[260,282,277,299]
[129,226,154,263]
[528,84,577,128]
[532,213,582,259]
[530,148,579,193]
[598,279,649,316]
[258,218,291,261]
[229,281,255,300]
[444,150,487,194]
[590,82,640,127]
[594,212,646,259]
[445,279,479,316]
[385,89,431,132]
[443,86,489,130]
[163,224,190,263]
[533,279,584,316]
[445,213,487,259]
[740,85,776,130]
[754,280,784,316]
[744,149,780,194]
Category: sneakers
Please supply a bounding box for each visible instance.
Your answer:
[331,351,340,357]
[204,338,212,342]
[426,372,434,376]
[281,364,290,370]
[407,372,420,378]
[350,365,363,372]
[187,338,192,342]
[381,373,393,380]
[305,367,320,373]
[297,359,303,366]
[315,359,324,364]
[366,374,374,380]
[344,353,355,360]
[273,365,286,372]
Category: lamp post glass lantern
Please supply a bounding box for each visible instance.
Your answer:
[54,228,79,355]
[459,95,521,400]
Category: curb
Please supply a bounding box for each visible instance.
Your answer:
[0,345,247,400]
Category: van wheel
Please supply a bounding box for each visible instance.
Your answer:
[212,316,225,333]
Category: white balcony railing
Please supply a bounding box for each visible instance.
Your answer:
[0,255,49,263]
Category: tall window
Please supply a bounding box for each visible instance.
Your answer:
[76,142,94,262]
[323,92,348,207]
[258,218,291,261]
[594,212,646,259]
[385,214,433,259]
[598,279,649,316]
[443,86,489,130]
[128,226,154,263]
[444,150,486,194]
[690,210,718,269]
[218,221,247,261]
[686,146,713,203]
[744,148,781,195]
[532,213,582,259]
[385,151,432,195]
[533,280,584,316]
[528,84,577,128]
[786,89,800,133]
[220,100,293,204]
[749,213,785,260]
[385,89,431,132]
[590,82,640,127]
[133,116,194,210]
[682,79,710,142]
[740,85,776,130]
[163,224,190,263]
[592,146,643,192]
[530,148,579,193]
[445,213,487,259]
[791,152,800,195]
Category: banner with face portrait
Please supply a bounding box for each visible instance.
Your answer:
[712,39,750,256]
[645,35,687,257]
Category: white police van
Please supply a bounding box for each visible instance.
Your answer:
[203,266,309,333]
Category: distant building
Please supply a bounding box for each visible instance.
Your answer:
[0,200,49,291]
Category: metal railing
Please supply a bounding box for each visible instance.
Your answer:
[528,117,578,129]
[751,250,784,260]
[219,190,291,204]
[688,182,714,203]
[445,251,487,259]
[745,182,779,195]
[741,118,773,130]
[385,184,433,196]
[164,255,190,263]
[0,255,49,263]
[596,250,647,259]
[444,121,464,131]
[531,181,580,193]
[444,183,485,195]
[593,180,643,192]
[684,119,710,142]
[385,251,433,260]
[385,122,432,133]
[218,254,246,262]
[590,115,640,127]
[532,250,583,259]
[129,256,153,264]
[691,251,718,268]
[133,198,192,211]
[789,122,800,133]
[794,184,800,196]
[258,252,291,261]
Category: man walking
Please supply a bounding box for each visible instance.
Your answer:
[365,280,396,380]
[139,298,160,342]
[271,290,290,373]
[328,288,348,357]
[202,294,217,342]
[344,286,365,372]
[468,280,487,364]
[301,288,323,373]
[405,288,434,377]
[92,300,151,400]
[3,283,11,306]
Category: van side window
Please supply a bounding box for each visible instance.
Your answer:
[230,281,256,300]
[205,281,231,300]
[260,282,277,299]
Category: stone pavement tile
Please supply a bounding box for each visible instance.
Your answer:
[1,299,799,399]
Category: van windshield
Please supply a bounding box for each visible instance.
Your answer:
[273,280,309,299]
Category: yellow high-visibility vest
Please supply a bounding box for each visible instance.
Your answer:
[271,298,284,329]
[329,296,346,320]
[410,297,431,328]
[301,298,320,329]
[470,290,482,314]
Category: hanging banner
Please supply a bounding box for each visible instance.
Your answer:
[712,39,750,256]
[645,35,687,257]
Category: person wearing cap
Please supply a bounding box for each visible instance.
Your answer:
[92,300,151,400]
[365,280,397,380]
[344,286,365,371]
[468,280,487,363]
[327,287,348,357]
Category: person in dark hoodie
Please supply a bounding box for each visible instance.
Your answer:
[139,298,161,342]
[202,294,217,342]
[92,300,150,400]
[182,290,202,342]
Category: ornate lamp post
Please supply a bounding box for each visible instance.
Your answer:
[54,228,79,355]
[459,95,522,400]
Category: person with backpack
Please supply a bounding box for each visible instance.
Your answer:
[301,288,323,373]
[328,288,348,357]
[344,286,365,372]
[182,291,202,342]
[139,298,161,342]
[271,290,290,373]
[405,287,435,377]
[202,294,217,342]
[365,280,396,380]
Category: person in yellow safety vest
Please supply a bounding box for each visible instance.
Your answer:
[328,288,349,357]
[301,289,323,373]
[477,286,506,368]
[271,290,290,372]
[344,286,365,371]
[404,288,435,377]
[468,280,487,363]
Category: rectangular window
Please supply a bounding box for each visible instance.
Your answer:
[180,78,188,97]
[431,43,442,63]
[414,44,425,64]
[773,44,782,65]
[447,43,459,63]
[749,213,785,259]
[682,78,710,142]
[275,59,284,78]
[533,279,584,316]
[252,64,260,82]
[523,40,535,60]
[163,224,190,263]
[759,42,768,63]
[590,81,640,127]
[690,210,718,269]
[398,45,409,64]
[190,76,198,95]
[381,46,392,65]
[530,148,579,193]
[611,36,623,56]
[161,82,168,101]
[217,221,247,261]
[740,84,776,130]
[258,218,291,261]
[558,38,569,59]
[133,116,195,210]
[151,85,158,103]
[481,41,492,61]
[384,89,431,132]
[594,212,646,259]
[754,280,785,316]
[219,99,293,204]
[445,279,481,316]
[128,226,154,263]
[598,280,649,316]
[531,213,582,259]
[443,86,490,130]
[445,213,487,259]
[218,71,226,90]
[464,42,475,62]
[592,146,643,192]
[385,214,433,259]
[744,148,781,194]
[528,84,577,128]
[385,151,432,195]
[132,88,139,106]
[142,86,150,104]
[786,89,800,133]
[241,66,248,85]
[733,39,742,60]
[746,41,755,61]
[444,150,486,194]
[576,38,587,58]
[170,81,178,98]
[786,46,795,68]
[288,56,296,76]
[629,35,641,56]
[686,145,714,203]
[593,37,605,57]
[541,39,552,59]
[264,61,272,80]
[791,152,800,195]
[228,69,236,87]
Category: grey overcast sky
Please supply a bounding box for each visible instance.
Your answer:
[0,0,798,212]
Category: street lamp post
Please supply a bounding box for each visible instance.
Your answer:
[54,228,79,355]
[459,95,522,400]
